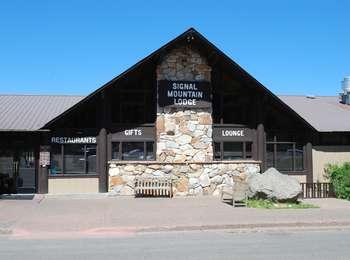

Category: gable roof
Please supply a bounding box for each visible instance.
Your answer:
[0,93,349,132]
[279,95,350,132]
[42,27,315,131]
[0,95,84,131]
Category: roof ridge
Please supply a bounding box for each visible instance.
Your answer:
[278,94,338,97]
[0,94,86,97]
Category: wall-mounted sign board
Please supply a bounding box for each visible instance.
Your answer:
[213,127,256,141]
[109,127,155,140]
[158,80,211,108]
[39,145,50,166]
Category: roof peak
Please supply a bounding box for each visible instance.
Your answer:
[0,94,85,97]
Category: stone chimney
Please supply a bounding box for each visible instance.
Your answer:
[156,46,213,163]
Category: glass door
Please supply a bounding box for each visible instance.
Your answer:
[16,150,36,193]
[0,149,15,194]
[0,149,36,194]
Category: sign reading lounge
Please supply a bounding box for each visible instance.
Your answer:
[158,80,211,107]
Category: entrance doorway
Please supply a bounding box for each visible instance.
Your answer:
[0,149,36,194]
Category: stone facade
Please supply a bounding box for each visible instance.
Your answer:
[156,46,212,163]
[109,162,260,196]
[156,110,212,163]
[107,45,262,197]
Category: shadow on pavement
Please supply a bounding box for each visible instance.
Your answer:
[0,194,35,200]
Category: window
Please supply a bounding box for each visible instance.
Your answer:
[50,144,97,175]
[111,141,155,161]
[111,88,155,124]
[266,138,304,172]
[214,142,252,160]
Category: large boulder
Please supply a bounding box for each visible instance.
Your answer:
[247,168,302,201]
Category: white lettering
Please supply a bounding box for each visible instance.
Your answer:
[51,136,97,144]
[221,130,245,137]
[173,98,196,106]
[124,129,143,136]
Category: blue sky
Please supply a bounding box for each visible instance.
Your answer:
[0,0,349,96]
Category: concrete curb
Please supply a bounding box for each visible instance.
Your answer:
[135,221,350,233]
[2,221,350,237]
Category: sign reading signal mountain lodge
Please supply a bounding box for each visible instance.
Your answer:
[158,80,211,107]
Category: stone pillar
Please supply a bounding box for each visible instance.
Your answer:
[156,46,213,163]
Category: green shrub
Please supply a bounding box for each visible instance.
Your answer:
[325,162,350,200]
[247,199,317,209]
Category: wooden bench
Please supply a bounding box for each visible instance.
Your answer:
[134,177,173,198]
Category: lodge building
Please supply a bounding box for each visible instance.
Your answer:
[1,28,350,195]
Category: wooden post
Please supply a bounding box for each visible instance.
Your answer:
[98,128,108,192]
[257,124,265,171]
[37,133,49,194]
[306,142,313,183]
[37,166,48,194]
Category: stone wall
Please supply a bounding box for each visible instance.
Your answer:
[109,162,260,196]
[156,46,212,163]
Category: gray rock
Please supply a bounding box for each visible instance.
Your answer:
[152,170,165,177]
[189,177,200,189]
[176,134,192,145]
[163,164,174,173]
[199,173,210,187]
[109,167,120,176]
[210,175,223,184]
[222,174,233,186]
[193,186,203,195]
[246,165,259,175]
[248,167,302,201]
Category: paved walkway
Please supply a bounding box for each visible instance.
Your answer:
[1,195,350,238]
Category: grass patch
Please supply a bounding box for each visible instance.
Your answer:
[247,199,318,209]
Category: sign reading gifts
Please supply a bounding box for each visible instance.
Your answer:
[158,80,211,108]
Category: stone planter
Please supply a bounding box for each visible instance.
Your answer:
[108,161,260,197]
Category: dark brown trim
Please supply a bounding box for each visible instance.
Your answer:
[283,171,309,175]
[98,128,107,192]
[257,124,265,170]
[306,142,313,183]
[37,166,48,193]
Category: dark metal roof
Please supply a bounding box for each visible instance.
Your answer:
[279,95,350,132]
[0,94,349,132]
[0,95,84,131]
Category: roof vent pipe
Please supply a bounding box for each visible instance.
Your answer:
[342,76,350,93]
[340,76,350,104]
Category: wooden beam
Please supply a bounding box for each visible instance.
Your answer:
[98,128,108,192]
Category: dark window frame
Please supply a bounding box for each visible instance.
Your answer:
[111,140,155,161]
[214,141,253,161]
[49,144,97,176]
[266,136,305,172]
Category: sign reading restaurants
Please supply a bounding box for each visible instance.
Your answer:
[158,80,211,108]
[51,136,97,144]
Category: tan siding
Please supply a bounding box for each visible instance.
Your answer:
[312,146,350,182]
[48,178,99,194]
